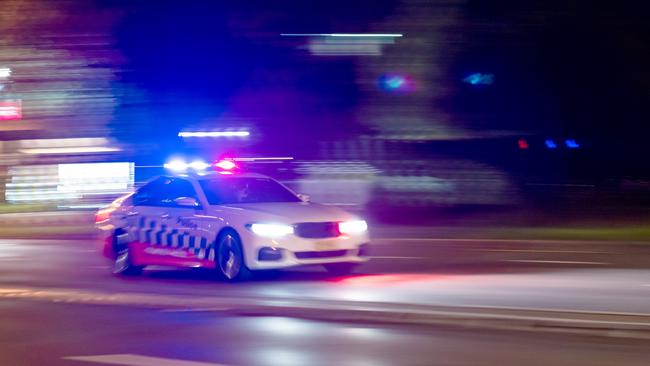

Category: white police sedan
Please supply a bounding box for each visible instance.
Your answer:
[96,170,370,280]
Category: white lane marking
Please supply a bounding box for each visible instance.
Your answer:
[371,252,609,259]
[373,238,646,244]
[503,260,609,265]
[1,285,646,320]
[64,354,228,366]
[446,303,650,318]
[475,249,610,254]
[4,285,650,332]
[160,307,232,313]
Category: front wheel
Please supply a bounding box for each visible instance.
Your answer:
[215,231,251,281]
[323,263,358,276]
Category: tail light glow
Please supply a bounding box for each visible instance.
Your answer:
[95,207,115,224]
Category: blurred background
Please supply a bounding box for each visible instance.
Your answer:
[2,2,650,365]
[0,0,648,227]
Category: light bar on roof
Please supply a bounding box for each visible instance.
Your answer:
[164,159,188,172]
[214,160,237,171]
[164,159,209,172]
[232,157,294,162]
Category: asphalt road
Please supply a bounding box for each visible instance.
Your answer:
[1,237,649,365]
[2,300,649,366]
[1,238,649,313]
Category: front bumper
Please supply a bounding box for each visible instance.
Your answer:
[241,231,370,270]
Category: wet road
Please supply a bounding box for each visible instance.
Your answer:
[1,237,649,365]
[2,300,649,366]
[1,238,649,314]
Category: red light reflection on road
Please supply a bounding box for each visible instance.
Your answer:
[332,274,451,286]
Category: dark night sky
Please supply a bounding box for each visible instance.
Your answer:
[101,0,649,171]
[108,1,397,145]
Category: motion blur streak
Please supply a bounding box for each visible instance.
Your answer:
[178,131,250,137]
[334,274,450,286]
[17,147,120,154]
[280,33,403,37]
[0,1,649,365]
[5,163,133,203]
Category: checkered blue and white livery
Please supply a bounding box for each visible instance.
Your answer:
[128,216,215,260]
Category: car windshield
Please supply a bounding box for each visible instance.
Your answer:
[199,176,301,204]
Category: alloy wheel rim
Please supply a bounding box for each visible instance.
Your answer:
[219,235,240,279]
[113,250,129,274]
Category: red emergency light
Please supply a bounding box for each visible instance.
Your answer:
[214,159,237,171]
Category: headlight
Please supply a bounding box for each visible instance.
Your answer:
[338,220,368,235]
[248,223,294,238]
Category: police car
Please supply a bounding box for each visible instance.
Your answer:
[95,161,370,281]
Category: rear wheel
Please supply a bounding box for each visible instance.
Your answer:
[323,263,358,276]
[215,231,251,281]
[112,233,143,276]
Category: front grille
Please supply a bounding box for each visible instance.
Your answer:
[295,250,348,259]
[357,243,371,257]
[294,222,340,239]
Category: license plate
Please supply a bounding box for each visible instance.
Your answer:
[314,240,337,251]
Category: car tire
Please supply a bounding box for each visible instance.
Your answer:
[112,233,143,276]
[323,263,358,276]
[215,230,251,281]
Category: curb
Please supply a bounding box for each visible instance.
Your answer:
[1,287,649,340]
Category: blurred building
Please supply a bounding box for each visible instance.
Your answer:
[0,0,131,207]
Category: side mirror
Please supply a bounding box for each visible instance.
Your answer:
[174,197,200,208]
[297,194,311,203]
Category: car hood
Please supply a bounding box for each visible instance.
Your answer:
[209,202,358,223]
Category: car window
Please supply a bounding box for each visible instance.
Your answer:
[133,177,170,206]
[199,177,301,205]
[134,177,199,207]
[160,178,200,208]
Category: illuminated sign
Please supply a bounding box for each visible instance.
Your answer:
[58,162,134,193]
[0,100,22,120]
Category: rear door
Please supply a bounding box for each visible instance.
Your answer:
[130,177,171,247]
[131,176,211,262]
[158,177,212,260]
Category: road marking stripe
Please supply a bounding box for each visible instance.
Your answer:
[3,285,650,334]
[370,254,610,260]
[503,260,609,265]
[0,285,646,318]
[373,238,639,244]
[443,303,650,317]
[160,307,232,312]
[474,249,610,254]
[64,354,228,366]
